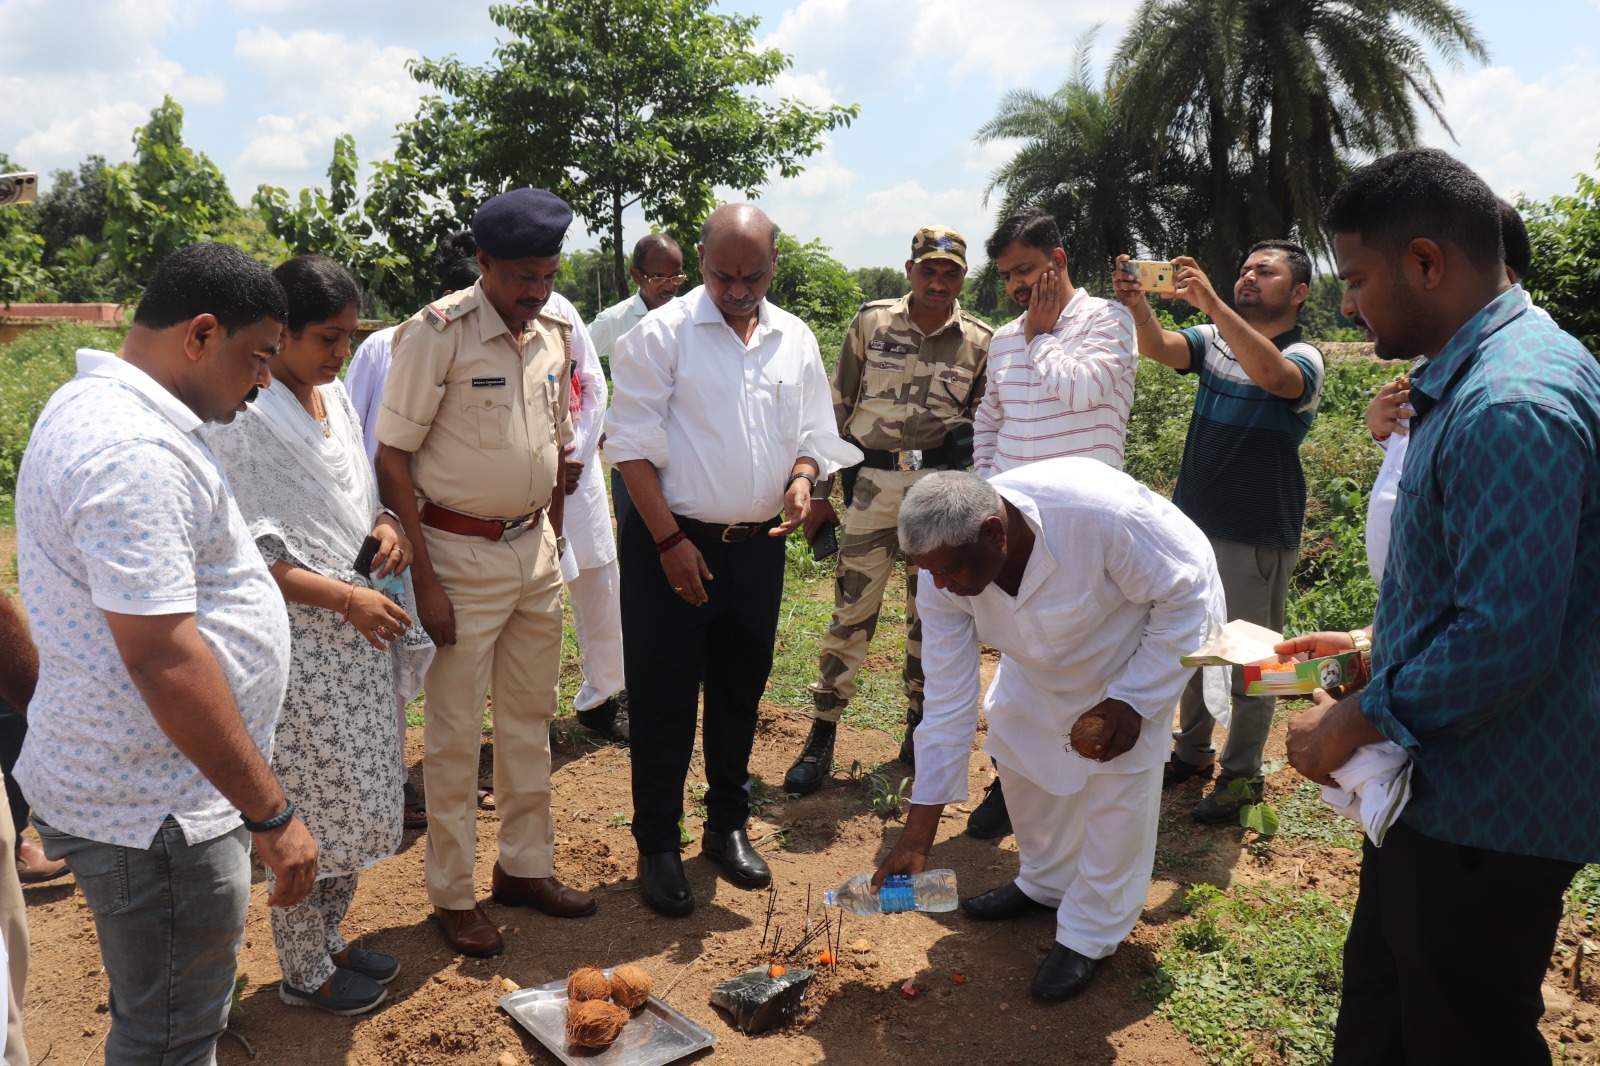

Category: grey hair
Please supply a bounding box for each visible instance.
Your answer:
[898,471,1003,555]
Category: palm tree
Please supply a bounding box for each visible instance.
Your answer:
[1112,0,1487,279]
[976,28,1198,294]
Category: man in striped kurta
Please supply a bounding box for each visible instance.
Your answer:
[965,207,1138,838]
[972,208,1137,477]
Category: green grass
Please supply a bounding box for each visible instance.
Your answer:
[1144,883,1352,1066]
[0,322,127,517]
[1276,780,1363,852]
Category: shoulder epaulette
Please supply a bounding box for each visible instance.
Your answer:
[420,287,477,333]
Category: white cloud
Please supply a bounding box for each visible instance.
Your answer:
[762,0,1125,94]
[230,27,424,193]
[1418,57,1600,202]
[0,0,221,179]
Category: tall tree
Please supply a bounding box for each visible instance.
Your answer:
[976,28,1196,293]
[1112,0,1487,279]
[102,97,240,285]
[0,152,48,308]
[1521,148,1600,354]
[400,0,857,289]
[33,155,109,264]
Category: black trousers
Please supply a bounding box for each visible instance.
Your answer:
[619,511,786,854]
[0,700,27,832]
[1334,819,1580,1065]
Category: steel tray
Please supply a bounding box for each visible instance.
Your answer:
[499,971,717,1066]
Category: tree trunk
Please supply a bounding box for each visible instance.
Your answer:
[1268,77,1290,241]
[611,188,626,301]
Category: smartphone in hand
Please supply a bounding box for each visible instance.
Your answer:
[811,524,839,562]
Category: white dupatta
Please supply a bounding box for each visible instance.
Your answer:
[204,380,434,700]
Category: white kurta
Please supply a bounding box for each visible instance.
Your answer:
[552,293,616,572]
[911,457,1226,806]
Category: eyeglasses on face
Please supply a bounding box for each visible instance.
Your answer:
[641,273,688,285]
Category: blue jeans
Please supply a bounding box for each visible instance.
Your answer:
[34,816,250,1066]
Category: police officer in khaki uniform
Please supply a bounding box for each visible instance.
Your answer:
[375,188,596,958]
[785,226,993,794]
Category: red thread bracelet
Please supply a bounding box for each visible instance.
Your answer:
[342,583,355,619]
[656,530,687,554]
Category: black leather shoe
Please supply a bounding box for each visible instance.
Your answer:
[965,779,1012,839]
[638,851,694,917]
[1031,943,1099,1002]
[700,828,771,888]
[960,881,1051,922]
[1162,752,1215,789]
[898,705,922,767]
[576,692,630,743]
[783,720,836,794]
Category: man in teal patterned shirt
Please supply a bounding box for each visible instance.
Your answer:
[1287,148,1600,1066]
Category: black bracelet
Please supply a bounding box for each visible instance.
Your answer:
[787,471,817,492]
[241,797,296,834]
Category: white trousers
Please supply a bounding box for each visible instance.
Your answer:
[1001,760,1162,960]
[567,558,626,712]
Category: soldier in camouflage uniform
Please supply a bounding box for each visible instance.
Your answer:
[784,226,993,795]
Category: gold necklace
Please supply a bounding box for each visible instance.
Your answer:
[309,388,331,438]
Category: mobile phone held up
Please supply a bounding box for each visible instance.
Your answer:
[811,523,839,562]
[0,173,39,207]
[1119,259,1178,295]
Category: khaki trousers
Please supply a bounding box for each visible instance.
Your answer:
[422,519,563,910]
[0,771,27,1066]
[809,468,926,722]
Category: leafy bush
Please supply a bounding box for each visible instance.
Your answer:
[0,323,127,513]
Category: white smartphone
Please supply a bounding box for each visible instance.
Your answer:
[0,173,39,207]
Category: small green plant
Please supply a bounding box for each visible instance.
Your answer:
[677,817,692,847]
[1227,777,1280,837]
[606,811,631,829]
[1178,884,1228,953]
[687,781,709,819]
[861,769,910,816]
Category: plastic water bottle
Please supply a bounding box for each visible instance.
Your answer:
[823,870,959,915]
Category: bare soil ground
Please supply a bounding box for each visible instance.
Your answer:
[19,695,1600,1064]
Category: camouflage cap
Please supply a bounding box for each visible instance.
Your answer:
[910,226,968,271]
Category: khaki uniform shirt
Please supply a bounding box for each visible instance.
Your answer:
[376,280,574,521]
[833,294,992,452]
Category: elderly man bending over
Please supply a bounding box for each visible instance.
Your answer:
[873,460,1223,1001]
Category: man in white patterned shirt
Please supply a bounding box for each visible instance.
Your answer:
[973,207,1138,477]
[873,462,1222,1003]
[16,243,317,1065]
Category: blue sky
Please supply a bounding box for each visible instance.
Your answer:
[3,0,1597,271]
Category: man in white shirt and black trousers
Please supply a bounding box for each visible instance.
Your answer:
[605,204,861,916]
[873,461,1223,1000]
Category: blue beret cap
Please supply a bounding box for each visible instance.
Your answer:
[471,188,573,259]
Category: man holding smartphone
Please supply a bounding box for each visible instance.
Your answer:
[1110,242,1324,825]
[785,226,992,795]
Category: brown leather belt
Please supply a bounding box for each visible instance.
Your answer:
[421,501,540,542]
[676,515,776,544]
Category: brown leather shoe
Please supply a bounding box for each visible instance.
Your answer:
[490,862,597,917]
[16,837,68,884]
[431,905,504,957]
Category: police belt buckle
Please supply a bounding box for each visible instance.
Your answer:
[500,515,534,541]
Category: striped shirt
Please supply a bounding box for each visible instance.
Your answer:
[972,289,1137,476]
[1171,324,1324,548]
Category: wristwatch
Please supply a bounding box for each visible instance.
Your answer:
[1347,628,1373,684]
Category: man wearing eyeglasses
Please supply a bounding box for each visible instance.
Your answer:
[590,233,687,374]
[592,234,687,533]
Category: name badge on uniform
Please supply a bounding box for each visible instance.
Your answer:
[868,340,912,355]
[471,377,507,387]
